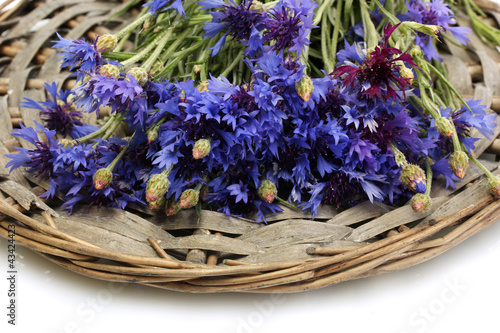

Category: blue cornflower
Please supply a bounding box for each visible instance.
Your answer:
[198,0,268,56]
[52,33,103,81]
[405,0,471,60]
[20,83,98,138]
[6,122,61,177]
[263,0,317,56]
[144,0,186,17]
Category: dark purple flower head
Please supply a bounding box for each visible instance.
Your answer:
[20,83,99,139]
[263,0,317,56]
[199,0,268,56]
[333,24,416,101]
[405,0,471,60]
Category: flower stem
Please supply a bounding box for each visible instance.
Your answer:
[102,114,124,140]
[106,140,131,172]
[221,49,245,78]
[115,12,153,40]
[75,113,119,144]
[142,28,174,72]
[276,197,299,210]
[467,149,494,179]
[425,158,433,196]
[121,29,171,67]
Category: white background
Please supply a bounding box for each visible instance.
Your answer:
[1,217,500,333]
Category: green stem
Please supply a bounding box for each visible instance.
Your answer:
[76,114,119,144]
[142,28,174,71]
[425,158,433,196]
[160,39,207,77]
[321,10,334,73]
[159,28,194,63]
[121,29,171,67]
[102,114,124,140]
[115,12,153,40]
[221,48,245,78]
[467,149,494,179]
[427,62,474,113]
[360,0,379,49]
[276,197,299,210]
[314,0,332,26]
[106,140,131,171]
[330,0,343,65]
[388,142,408,168]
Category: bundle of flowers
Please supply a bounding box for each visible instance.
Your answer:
[5,0,500,223]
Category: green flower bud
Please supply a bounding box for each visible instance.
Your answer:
[488,176,500,198]
[147,126,160,143]
[93,168,113,190]
[197,81,209,92]
[410,193,432,213]
[96,34,117,53]
[192,138,211,159]
[435,117,454,138]
[149,197,166,211]
[400,164,427,193]
[258,180,277,203]
[100,64,120,78]
[399,65,414,85]
[449,151,469,179]
[180,189,199,209]
[146,173,170,203]
[143,17,156,31]
[59,139,75,148]
[165,199,181,216]
[148,60,164,77]
[295,75,314,102]
[127,67,148,86]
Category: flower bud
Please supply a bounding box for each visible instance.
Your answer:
[250,0,264,11]
[449,151,469,179]
[180,189,199,209]
[435,117,454,138]
[410,193,432,213]
[165,199,182,216]
[295,75,314,102]
[399,65,414,85]
[197,81,209,92]
[93,168,113,190]
[409,45,423,58]
[400,164,426,193]
[192,138,211,159]
[148,60,164,77]
[100,64,120,78]
[147,126,160,143]
[193,65,202,74]
[488,176,500,198]
[149,197,166,211]
[146,173,170,203]
[59,139,75,148]
[127,67,148,86]
[143,17,156,31]
[96,34,117,53]
[258,180,277,203]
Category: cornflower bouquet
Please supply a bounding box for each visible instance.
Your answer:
[6,0,500,223]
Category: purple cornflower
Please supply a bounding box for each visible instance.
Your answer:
[199,0,268,56]
[333,24,416,101]
[5,122,61,177]
[405,0,471,60]
[20,83,98,138]
[263,0,317,56]
[144,0,186,17]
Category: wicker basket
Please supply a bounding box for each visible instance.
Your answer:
[1,0,500,293]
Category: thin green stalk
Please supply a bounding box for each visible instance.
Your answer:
[102,114,125,140]
[160,39,207,77]
[468,153,494,178]
[121,29,171,67]
[314,0,332,26]
[425,158,433,196]
[76,114,119,144]
[330,0,343,65]
[142,28,174,71]
[159,28,194,63]
[321,10,334,73]
[106,140,131,171]
[427,62,474,113]
[115,12,153,40]
[221,48,245,78]
[360,0,379,49]
[276,197,299,210]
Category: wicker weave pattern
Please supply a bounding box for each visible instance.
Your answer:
[1,0,500,293]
